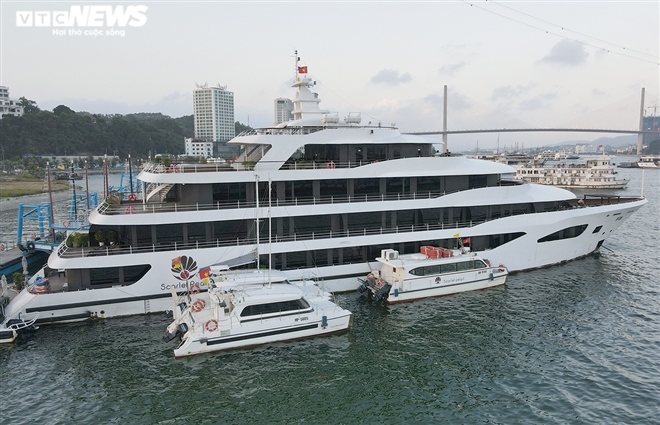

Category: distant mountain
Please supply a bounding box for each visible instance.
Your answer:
[551,135,637,148]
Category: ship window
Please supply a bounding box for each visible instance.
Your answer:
[468,175,488,189]
[592,225,603,233]
[212,183,245,203]
[135,225,152,245]
[293,180,313,198]
[416,176,442,193]
[354,178,380,196]
[440,263,457,273]
[123,264,151,284]
[538,224,588,243]
[188,222,206,243]
[473,260,487,269]
[320,179,347,197]
[157,224,184,246]
[343,247,363,264]
[456,261,472,271]
[386,178,404,196]
[469,206,488,221]
[285,251,308,269]
[240,298,310,317]
[349,212,382,229]
[89,267,119,286]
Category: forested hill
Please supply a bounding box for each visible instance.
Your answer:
[0,101,246,160]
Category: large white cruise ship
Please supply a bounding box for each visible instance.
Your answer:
[0,58,647,328]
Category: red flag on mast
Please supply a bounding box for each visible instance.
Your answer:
[298,66,308,74]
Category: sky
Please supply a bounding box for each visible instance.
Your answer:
[1,0,658,149]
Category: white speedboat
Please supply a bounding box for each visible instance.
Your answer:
[0,54,647,329]
[163,270,353,358]
[0,311,39,343]
[513,156,629,189]
[637,156,660,169]
[358,247,507,303]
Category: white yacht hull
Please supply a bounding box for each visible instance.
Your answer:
[1,197,646,325]
[173,313,352,358]
[385,270,508,304]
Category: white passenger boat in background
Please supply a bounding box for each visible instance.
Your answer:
[163,269,352,358]
[513,156,629,189]
[359,247,507,303]
[0,53,647,331]
[637,156,660,169]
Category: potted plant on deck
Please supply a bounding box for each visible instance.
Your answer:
[66,233,75,247]
[94,230,106,246]
[74,232,89,248]
[106,230,118,246]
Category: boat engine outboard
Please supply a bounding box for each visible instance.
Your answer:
[162,322,189,342]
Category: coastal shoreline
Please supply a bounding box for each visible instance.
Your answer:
[0,190,74,212]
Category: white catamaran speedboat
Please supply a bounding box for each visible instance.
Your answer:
[163,269,353,357]
[359,247,507,304]
[0,52,647,333]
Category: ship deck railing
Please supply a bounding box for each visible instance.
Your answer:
[96,186,641,217]
[141,158,400,173]
[56,219,489,259]
[98,190,450,216]
[57,193,643,260]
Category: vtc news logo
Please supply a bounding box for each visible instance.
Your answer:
[16,5,148,27]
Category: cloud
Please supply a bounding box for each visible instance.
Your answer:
[370,69,412,85]
[540,40,589,65]
[438,61,466,75]
[491,85,530,101]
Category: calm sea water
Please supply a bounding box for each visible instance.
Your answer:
[1,161,659,424]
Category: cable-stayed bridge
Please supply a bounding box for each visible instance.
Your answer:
[409,128,659,136]
[405,87,659,153]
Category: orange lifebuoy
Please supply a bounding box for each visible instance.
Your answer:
[127,193,137,202]
[327,161,336,169]
[0,243,5,252]
[498,264,506,272]
[205,319,218,332]
[191,299,206,313]
[189,283,200,294]
[375,278,385,288]
[484,259,491,267]
[125,206,136,215]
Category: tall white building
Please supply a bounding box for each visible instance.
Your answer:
[193,83,235,142]
[184,137,213,158]
[274,98,293,125]
[0,86,24,119]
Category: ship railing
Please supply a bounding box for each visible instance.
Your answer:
[140,156,396,174]
[55,219,490,259]
[280,159,385,170]
[96,186,642,217]
[97,190,449,216]
[141,162,236,174]
[54,190,645,261]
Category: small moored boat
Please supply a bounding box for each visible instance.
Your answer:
[0,311,39,343]
[358,247,508,304]
[163,269,353,358]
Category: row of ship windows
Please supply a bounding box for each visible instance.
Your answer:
[408,259,489,276]
[204,176,497,204]
[79,223,590,287]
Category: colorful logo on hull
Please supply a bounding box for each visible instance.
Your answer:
[171,256,198,281]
